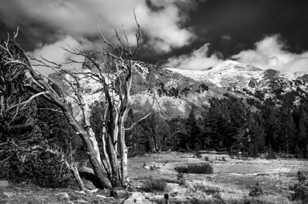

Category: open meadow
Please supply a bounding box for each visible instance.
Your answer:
[1,152,307,204]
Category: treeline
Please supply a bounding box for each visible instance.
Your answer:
[127,91,308,158]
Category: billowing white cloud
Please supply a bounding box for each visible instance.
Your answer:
[0,0,197,52]
[31,36,84,75]
[232,35,308,73]
[166,43,222,70]
[168,35,308,73]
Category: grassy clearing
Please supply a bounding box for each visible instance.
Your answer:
[129,152,308,203]
[1,152,307,203]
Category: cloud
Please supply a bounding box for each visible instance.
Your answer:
[0,0,198,52]
[166,43,222,70]
[166,35,308,73]
[232,35,308,73]
[31,36,84,75]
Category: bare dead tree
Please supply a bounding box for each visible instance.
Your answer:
[35,29,153,187]
[0,35,112,189]
[1,22,155,190]
[56,24,155,187]
[83,28,154,187]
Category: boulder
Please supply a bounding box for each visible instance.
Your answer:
[143,162,164,170]
[165,183,187,195]
[110,188,130,199]
[0,192,9,200]
[123,192,152,204]
[0,180,9,188]
[56,192,70,201]
[83,179,96,190]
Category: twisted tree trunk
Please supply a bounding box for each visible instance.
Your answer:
[61,105,112,188]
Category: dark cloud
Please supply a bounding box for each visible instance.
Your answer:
[0,0,200,52]
[1,0,307,73]
[187,0,308,57]
[0,21,63,51]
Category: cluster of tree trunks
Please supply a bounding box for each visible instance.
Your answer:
[0,29,151,190]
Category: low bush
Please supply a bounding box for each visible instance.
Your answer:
[249,182,264,197]
[289,171,308,202]
[8,151,73,188]
[193,183,220,195]
[195,152,203,158]
[265,152,277,160]
[175,163,213,174]
[142,177,167,192]
[177,172,185,185]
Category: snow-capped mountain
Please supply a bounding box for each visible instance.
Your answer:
[167,60,308,101]
[167,60,264,88]
[50,59,308,120]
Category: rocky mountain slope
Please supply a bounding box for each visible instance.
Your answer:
[49,59,308,120]
[167,60,308,106]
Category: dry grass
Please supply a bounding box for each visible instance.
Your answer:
[0,184,119,204]
[129,152,308,203]
[2,152,307,203]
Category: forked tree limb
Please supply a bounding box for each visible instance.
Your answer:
[125,112,152,131]
[7,91,48,112]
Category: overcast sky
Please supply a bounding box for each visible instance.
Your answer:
[1,0,308,73]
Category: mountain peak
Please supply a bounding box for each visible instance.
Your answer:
[166,60,263,88]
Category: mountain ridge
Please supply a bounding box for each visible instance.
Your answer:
[49,59,308,119]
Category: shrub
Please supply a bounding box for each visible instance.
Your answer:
[289,171,308,202]
[8,151,73,188]
[265,151,277,160]
[297,171,307,184]
[195,152,202,158]
[291,185,308,202]
[193,183,220,195]
[249,182,263,197]
[177,172,185,185]
[142,177,167,192]
[175,163,213,174]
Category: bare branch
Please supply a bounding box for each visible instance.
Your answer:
[125,112,152,131]
[7,91,48,112]
[13,26,20,40]
[8,98,21,125]
[38,108,63,113]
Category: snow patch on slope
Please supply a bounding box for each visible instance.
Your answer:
[167,60,264,88]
